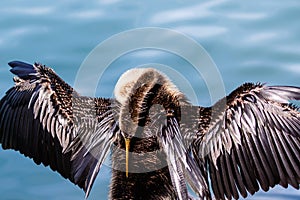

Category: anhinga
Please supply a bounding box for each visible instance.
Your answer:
[0,61,300,200]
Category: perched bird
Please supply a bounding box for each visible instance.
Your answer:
[0,61,300,200]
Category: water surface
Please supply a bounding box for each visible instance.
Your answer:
[0,0,299,199]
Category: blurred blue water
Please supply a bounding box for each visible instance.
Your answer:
[0,0,299,199]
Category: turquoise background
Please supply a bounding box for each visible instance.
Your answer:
[0,1,299,199]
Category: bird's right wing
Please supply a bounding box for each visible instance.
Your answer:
[191,83,300,200]
[0,61,118,198]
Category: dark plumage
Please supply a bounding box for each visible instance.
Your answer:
[0,61,300,200]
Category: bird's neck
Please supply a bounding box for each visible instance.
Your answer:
[109,135,176,199]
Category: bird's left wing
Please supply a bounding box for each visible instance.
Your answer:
[0,61,118,198]
[192,83,300,200]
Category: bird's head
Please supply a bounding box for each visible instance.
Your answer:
[114,68,187,137]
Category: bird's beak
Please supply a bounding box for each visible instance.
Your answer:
[122,133,131,178]
[125,137,130,178]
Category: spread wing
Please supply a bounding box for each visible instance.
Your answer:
[0,61,118,198]
[192,83,300,200]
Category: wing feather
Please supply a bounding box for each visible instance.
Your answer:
[229,150,247,198]
[0,61,117,197]
[192,83,300,199]
[159,116,211,199]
